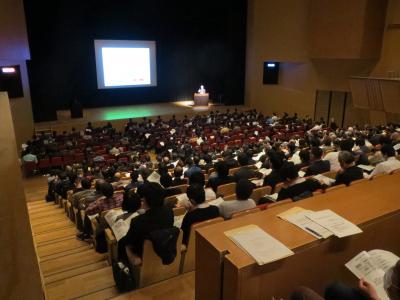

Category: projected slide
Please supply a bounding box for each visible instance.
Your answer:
[94,40,157,89]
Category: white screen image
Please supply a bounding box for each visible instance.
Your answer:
[94,40,157,89]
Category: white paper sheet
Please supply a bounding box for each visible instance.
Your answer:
[313,174,336,186]
[306,209,362,238]
[225,225,294,266]
[358,164,375,172]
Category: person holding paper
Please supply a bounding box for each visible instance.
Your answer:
[184,157,202,178]
[180,184,220,245]
[277,162,322,201]
[290,259,400,300]
[304,147,330,177]
[335,151,364,186]
[368,145,400,178]
[207,161,234,193]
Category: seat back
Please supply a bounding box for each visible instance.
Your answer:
[164,195,178,207]
[216,182,236,197]
[322,170,337,179]
[23,161,37,176]
[267,199,292,209]
[137,230,183,288]
[231,207,261,219]
[174,184,188,194]
[250,186,272,204]
[181,217,224,273]
[228,167,241,175]
[223,194,236,201]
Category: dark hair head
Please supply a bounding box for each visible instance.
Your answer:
[174,166,183,177]
[189,172,205,186]
[122,190,142,212]
[299,149,311,163]
[279,162,298,181]
[311,147,323,159]
[340,139,355,152]
[193,156,200,165]
[160,173,172,188]
[381,144,396,157]
[101,182,114,198]
[237,152,249,166]
[81,178,91,189]
[186,184,206,204]
[236,179,254,200]
[216,161,229,178]
[268,151,284,170]
[142,182,165,208]
[355,137,365,147]
[130,170,139,182]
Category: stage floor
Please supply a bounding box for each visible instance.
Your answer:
[34,101,248,132]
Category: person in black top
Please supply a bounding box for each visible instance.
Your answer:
[180,184,220,245]
[263,151,284,191]
[295,149,311,171]
[171,166,187,187]
[277,162,322,201]
[335,151,364,186]
[207,161,234,192]
[340,139,369,166]
[304,147,330,176]
[124,170,140,192]
[122,182,174,258]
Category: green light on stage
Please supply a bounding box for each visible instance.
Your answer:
[103,108,155,121]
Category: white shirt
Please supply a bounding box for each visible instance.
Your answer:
[369,157,400,177]
[176,188,216,209]
[324,151,341,172]
[219,199,256,219]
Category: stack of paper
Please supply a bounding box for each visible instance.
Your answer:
[225,225,294,265]
[277,207,333,239]
[147,171,161,185]
[264,193,278,202]
[174,214,185,228]
[251,179,264,187]
[346,250,399,300]
[305,209,362,238]
[298,171,306,178]
[104,209,124,227]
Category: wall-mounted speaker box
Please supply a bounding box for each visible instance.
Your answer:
[0,65,24,98]
[263,62,280,84]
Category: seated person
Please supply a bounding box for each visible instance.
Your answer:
[277,162,322,201]
[124,170,140,191]
[116,190,143,222]
[171,166,187,187]
[232,153,262,182]
[323,139,341,172]
[207,161,234,193]
[184,156,202,178]
[219,179,256,219]
[368,144,400,178]
[294,149,311,171]
[335,151,364,186]
[176,172,216,208]
[304,147,330,176]
[72,178,95,208]
[85,182,124,216]
[180,184,220,245]
[290,260,400,300]
[121,182,174,258]
[263,151,284,191]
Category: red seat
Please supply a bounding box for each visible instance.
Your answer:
[38,158,51,170]
[63,155,74,166]
[118,157,128,163]
[51,157,63,167]
[74,153,85,163]
[106,158,116,165]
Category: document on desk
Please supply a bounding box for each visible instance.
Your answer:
[104,208,124,227]
[345,250,399,300]
[357,164,375,172]
[277,207,333,239]
[225,224,294,265]
[305,209,362,238]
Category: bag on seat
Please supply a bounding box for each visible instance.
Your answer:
[112,261,136,292]
[148,227,180,265]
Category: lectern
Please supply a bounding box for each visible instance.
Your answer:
[194,93,209,106]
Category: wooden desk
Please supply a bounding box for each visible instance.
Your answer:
[195,173,400,300]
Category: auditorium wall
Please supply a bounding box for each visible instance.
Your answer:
[0,0,34,150]
[245,0,392,126]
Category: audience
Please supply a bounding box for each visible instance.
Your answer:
[335,151,364,186]
[219,179,256,219]
[368,144,400,178]
[180,184,220,245]
[304,147,330,176]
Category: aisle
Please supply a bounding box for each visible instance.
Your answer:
[27,198,118,299]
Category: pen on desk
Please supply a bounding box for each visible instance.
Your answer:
[305,227,323,238]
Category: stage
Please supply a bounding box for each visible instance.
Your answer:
[34,100,248,133]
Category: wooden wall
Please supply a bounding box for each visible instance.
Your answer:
[0,0,34,150]
[245,0,394,126]
[0,92,44,299]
